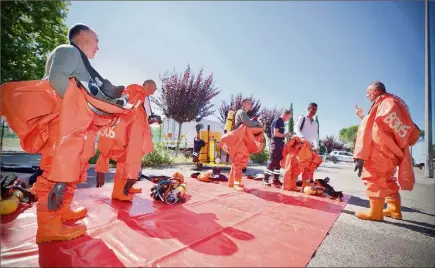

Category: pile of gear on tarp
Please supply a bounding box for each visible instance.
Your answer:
[139,167,229,204]
[247,174,343,201]
[0,174,37,215]
[140,172,188,205]
[190,167,228,183]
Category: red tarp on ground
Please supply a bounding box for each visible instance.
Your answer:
[1,176,350,267]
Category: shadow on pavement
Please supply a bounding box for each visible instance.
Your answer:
[349,196,435,217]
[341,209,435,238]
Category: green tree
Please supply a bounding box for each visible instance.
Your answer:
[1,0,71,83]
[154,65,220,155]
[420,129,425,138]
[288,103,294,134]
[339,125,359,144]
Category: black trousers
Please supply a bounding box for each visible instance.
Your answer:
[264,140,284,181]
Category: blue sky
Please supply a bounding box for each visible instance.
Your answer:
[66,1,434,139]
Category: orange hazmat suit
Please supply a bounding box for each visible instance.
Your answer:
[280,137,321,191]
[95,84,154,201]
[1,79,130,243]
[353,93,420,221]
[219,125,264,190]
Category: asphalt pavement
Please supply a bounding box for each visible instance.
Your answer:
[1,153,434,267]
[307,162,435,267]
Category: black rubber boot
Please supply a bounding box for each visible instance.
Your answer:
[263,174,271,186]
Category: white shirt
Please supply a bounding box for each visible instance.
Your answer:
[143,97,151,119]
[295,115,319,149]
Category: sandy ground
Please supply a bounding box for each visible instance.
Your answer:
[1,153,434,267]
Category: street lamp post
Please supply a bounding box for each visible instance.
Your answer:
[424,0,433,178]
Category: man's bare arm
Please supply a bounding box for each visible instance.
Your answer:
[48,46,80,98]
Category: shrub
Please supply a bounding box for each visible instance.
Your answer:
[250,148,269,164]
[88,150,117,165]
[142,142,173,167]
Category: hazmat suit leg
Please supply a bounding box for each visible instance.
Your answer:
[33,177,87,244]
[355,148,399,221]
[36,120,88,222]
[302,152,322,184]
[111,161,134,201]
[383,192,402,220]
[229,149,249,191]
[34,83,119,243]
[282,152,300,191]
[228,169,235,188]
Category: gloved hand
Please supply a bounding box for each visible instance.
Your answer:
[123,179,136,195]
[47,182,67,211]
[354,159,364,177]
[96,172,105,188]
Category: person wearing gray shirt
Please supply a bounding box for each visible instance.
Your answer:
[43,44,91,98]
[44,23,126,111]
[234,98,262,129]
[43,24,98,98]
[32,24,124,244]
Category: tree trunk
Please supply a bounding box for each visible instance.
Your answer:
[175,122,183,157]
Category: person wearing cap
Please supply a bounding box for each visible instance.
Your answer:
[1,23,129,243]
[263,109,293,186]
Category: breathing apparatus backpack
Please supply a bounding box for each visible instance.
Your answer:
[0,174,37,215]
[150,177,187,205]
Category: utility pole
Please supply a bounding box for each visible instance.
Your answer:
[0,118,4,151]
[424,0,433,178]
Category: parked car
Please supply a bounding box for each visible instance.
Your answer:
[323,154,339,164]
[330,151,354,163]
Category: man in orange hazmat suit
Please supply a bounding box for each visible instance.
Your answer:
[280,136,317,191]
[1,24,131,243]
[94,80,161,201]
[220,124,265,191]
[353,81,420,221]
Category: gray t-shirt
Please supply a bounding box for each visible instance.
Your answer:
[43,44,91,98]
[234,109,261,129]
